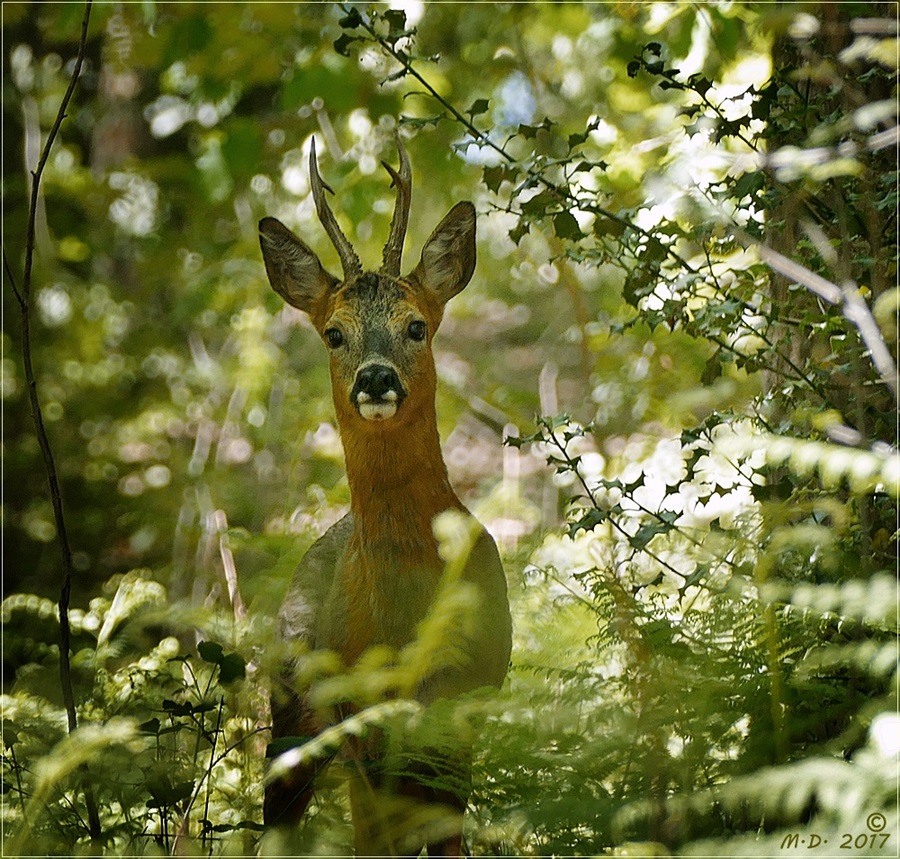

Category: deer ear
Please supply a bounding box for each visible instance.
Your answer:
[259,217,337,315]
[410,202,476,305]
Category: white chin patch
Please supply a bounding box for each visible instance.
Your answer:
[359,402,398,421]
[357,389,399,421]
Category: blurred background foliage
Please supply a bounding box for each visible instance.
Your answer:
[2,1,898,856]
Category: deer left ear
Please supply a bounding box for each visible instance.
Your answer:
[259,217,337,318]
[410,201,476,306]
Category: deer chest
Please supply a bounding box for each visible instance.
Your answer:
[326,538,443,664]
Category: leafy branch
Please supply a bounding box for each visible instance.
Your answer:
[507,417,699,584]
[336,5,704,278]
[340,7,873,420]
[2,0,100,842]
[628,42,760,151]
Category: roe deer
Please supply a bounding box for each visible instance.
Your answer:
[259,134,512,856]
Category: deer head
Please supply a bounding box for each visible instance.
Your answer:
[259,135,476,430]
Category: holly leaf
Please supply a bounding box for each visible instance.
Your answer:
[338,8,362,28]
[518,118,554,139]
[701,351,724,386]
[568,129,591,148]
[574,160,608,173]
[689,74,713,97]
[333,34,359,57]
[384,8,407,36]
[509,221,530,245]
[554,211,584,241]
[568,507,607,538]
[483,165,510,193]
[521,190,555,216]
[629,513,677,550]
[732,170,765,200]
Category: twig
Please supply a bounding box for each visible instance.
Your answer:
[8,0,101,842]
[4,248,24,307]
[543,424,689,582]
[351,6,702,278]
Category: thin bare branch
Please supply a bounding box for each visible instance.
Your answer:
[22,1,93,304]
[756,243,844,305]
[756,242,898,402]
[4,248,25,308]
[14,0,102,842]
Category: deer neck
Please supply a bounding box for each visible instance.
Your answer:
[339,403,461,555]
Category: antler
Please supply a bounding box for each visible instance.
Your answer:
[380,131,412,276]
[309,137,362,281]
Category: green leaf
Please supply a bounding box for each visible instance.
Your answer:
[732,170,765,200]
[162,698,194,717]
[569,507,607,538]
[467,98,490,117]
[554,211,584,241]
[198,640,245,684]
[146,777,194,808]
[2,723,19,748]
[483,164,511,193]
[689,74,713,97]
[568,130,591,148]
[517,118,553,139]
[218,653,246,685]
[521,190,555,216]
[138,718,161,734]
[398,113,444,129]
[333,33,359,57]
[384,8,407,35]
[701,352,723,385]
[593,216,624,238]
[197,640,224,664]
[338,8,362,28]
[574,160,608,173]
[629,517,676,550]
[643,238,667,262]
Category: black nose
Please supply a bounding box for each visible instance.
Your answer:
[353,364,401,400]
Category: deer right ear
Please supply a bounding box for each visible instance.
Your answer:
[410,201,476,307]
[259,217,337,316]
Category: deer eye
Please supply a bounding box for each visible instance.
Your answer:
[324,328,344,349]
[407,320,427,341]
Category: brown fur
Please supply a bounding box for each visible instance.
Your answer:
[259,156,511,855]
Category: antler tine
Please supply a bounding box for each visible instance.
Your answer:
[309,137,362,281]
[381,131,412,276]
